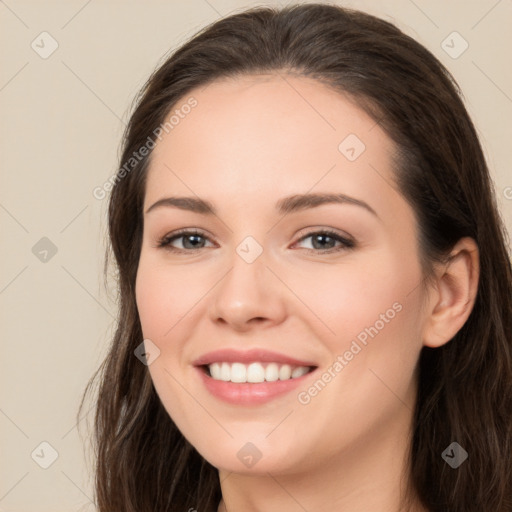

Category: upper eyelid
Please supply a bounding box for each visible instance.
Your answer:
[295,227,353,241]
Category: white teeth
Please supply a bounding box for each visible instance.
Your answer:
[279,364,292,380]
[206,362,311,383]
[291,366,309,378]
[231,362,246,383]
[265,363,279,382]
[220,362,230,381]
[209,362,221,380]
[247,362,266,383]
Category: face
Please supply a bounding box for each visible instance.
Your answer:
[135,74,427,475]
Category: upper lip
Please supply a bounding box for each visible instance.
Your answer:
[192,348,317,367]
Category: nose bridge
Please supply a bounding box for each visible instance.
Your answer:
[208,235,285,328]
[220,236,269,304]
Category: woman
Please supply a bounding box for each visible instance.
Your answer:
[80,3,512,511]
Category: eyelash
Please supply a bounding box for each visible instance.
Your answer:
[156,228,355,254]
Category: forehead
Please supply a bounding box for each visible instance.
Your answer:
[154,73,384,154]
[145,73,401,217]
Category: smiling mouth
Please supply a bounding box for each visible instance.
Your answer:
[201,362,317,383]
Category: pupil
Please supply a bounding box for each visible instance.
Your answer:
[313,234,334,249]
[184,235,203,249]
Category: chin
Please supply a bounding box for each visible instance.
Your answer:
[190,435,300,475]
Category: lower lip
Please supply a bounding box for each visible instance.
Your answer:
[195,366,315,405]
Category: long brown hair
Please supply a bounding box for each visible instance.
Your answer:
[79,4,512,511]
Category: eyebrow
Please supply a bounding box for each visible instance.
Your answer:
[145,193,379,218]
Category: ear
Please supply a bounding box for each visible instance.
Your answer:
[422,237,480,348]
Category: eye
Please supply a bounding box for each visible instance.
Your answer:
[293,229,355,254]
[156,229,214,252]
[155,228,355,254]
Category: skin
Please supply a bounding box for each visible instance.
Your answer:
[135,73,479,512]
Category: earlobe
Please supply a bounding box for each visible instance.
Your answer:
[422,237,480,349]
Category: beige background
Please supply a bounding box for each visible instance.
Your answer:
[1,1,510,510]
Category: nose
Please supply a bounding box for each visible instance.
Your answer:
[207,247,287,332]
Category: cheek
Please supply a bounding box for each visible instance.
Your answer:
[315,255,423,404]
[288,252,415,343]
[135,255,204,339]
[293,246,424,400]
[135,257,203,425]
[291,270,422,455]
